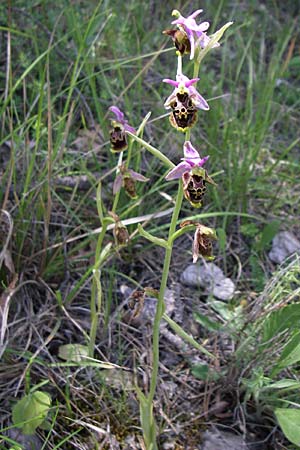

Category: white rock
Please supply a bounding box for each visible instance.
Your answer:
[180,263,235,301]
[202,428,249,450]
[269,231,300,264]
[213,276,236,301]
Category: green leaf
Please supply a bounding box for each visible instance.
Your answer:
[163,313,215,359]
[136,111,151,136]
[264,379,300,390]
[262,304,300,344]
[191,364,220,381]
[249,253,265,291]
[12,390,51,435]
[273,331,300,373]
[255,220,280,251]
[240,223,259,238]
[136,392,157,450]
[210,300,233,321]
[193,311,222,332]
[58,344,89,362]
[275,408,300,447]
[216,227,226,252]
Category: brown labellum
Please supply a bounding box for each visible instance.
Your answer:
[114,223,129,246]
[182,173,207,207]
[110,125,128,152]
[163,29,191,55]
[169,92,198,131]
[194,233,213,259]
[193,226,217,263]
[123,176,137,199]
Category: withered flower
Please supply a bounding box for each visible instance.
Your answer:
[127,287,159,319]
[180,220,217,263]
[109,211,129,247]
[113,164,149,199]
[166,141,216,208]
[128,290,145,319]
[108,106,136,153]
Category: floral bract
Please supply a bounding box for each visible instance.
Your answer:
[108,106,136,153]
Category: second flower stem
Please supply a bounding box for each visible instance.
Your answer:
[148,180,183,404]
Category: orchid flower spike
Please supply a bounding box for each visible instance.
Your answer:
[166,141,216,208]
[171,9,218,60]
[163,74,209,132]
[113,164,149,199]
[108,106,136,153]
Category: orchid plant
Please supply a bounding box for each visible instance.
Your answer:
[92,7,232,449]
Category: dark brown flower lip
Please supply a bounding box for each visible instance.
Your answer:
[110,126,128,152]
[169,109,198,132]
[182,172,207,207]
[123,176,137,199]
[163,28,191,55]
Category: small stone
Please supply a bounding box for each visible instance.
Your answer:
[268,231,300,264]
[6,428,43,450]
[202,428,249,450]
[213,277,235,301]
[181,263,235,301]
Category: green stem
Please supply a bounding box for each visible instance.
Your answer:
[193,59,200,79]
[89,221,108,357]
[177,54,182,76]
[148,180,183,404]
[112,151,123,213]
[125,131,134,169]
